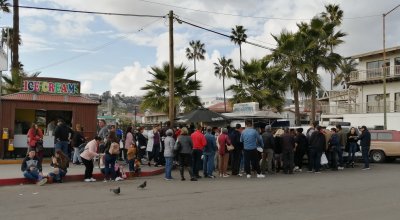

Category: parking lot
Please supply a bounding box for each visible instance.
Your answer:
[1,162,400,220]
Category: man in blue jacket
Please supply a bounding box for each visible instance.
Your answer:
[240,120,265,179]
[203,126,217,178]
[358,125,371,170]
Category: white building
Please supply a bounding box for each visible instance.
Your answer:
[320,46,400,130]
[201,97,225,108]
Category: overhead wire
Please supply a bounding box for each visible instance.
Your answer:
[27,16,165,72]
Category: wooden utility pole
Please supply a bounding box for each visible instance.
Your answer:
[168,10,174,128]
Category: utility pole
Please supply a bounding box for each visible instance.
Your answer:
[168,10,174,128]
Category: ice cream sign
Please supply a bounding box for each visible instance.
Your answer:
[22,79,80,95]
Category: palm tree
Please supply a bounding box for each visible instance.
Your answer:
[334,58,358,89]
[0,0,10,13]
[228,57,286,111]
[321,4,345,90]
[214,56,234,112]
[2,64,40,94]
[271,30,309,125]
[185,40,206,96]
[11,0,19,72]
[230,25,247,69]
[141,63,202,115]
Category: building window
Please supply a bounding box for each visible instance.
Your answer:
[395,93,400,112]
[395,57,400,75]
[367,94,389,113]
[366,60,390,78]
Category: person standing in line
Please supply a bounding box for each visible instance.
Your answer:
[27,123,44,162]
[336,125,346,170]
[346,127,358,168]
[175,127,196,181]
[124,126,135,161]
[163,129,175,180]
[21,149,47,186]
[294,128,308,172]
[358,125,371,170]
[152,124,162,167]
[97,119,109,153]
[46,120,56,136]
[217,128,232,177]
[80,136,101,182]
[261,125,275,175]
[191,125,207,179]
[229,124,244,176]
[71,124,85,165]
[309,126,326,173]
[136,126,148,163]
[54,119,73,157]
[240,120,265,179]
[328,128,340,171]
[281,128,295,174]
[274,129,284,173]
[203,126,217,178]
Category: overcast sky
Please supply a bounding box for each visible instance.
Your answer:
[1,0,399,98]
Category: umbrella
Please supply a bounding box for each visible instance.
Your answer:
[177,107,228,123]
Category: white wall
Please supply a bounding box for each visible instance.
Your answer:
[343,112,400,130]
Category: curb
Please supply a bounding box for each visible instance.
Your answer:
[0,159,52,165]
[0,168,165,187]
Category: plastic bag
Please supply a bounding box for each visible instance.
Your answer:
[321,153,328,165]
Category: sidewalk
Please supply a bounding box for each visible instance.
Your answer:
[0,159,164,186]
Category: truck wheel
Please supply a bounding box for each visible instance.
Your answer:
[370,150,385,163]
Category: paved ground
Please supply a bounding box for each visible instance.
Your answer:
[1,163,400,220]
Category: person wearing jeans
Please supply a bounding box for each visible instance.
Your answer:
[240,120,265,178]
[21,149,47,186]
[104,142,120,181]
[347,127,358,167]
[203,127,217,178]
[163,129,175,180]
[54,119,73,157]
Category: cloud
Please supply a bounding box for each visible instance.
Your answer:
[110,62,151,96]
[26,19,48,33]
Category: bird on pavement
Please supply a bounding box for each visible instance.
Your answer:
[137,181,147,189]
[110,187,120,195]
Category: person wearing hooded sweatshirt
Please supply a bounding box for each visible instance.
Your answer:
[21,149,47,186]
[309,126,326,173]
[163,129,175,180]
[175,127,196,181]
[358,125,371,170]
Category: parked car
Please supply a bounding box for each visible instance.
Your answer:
[368,130,400,163]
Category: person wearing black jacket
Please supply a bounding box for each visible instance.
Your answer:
[281,128,295,174]
[294,128,308,172]
[72,124,86,165]
[21,149,47,185]
[54,119,73,157]
[136,126,148,163]
[261,125,275,174]
[229,124,243,176]
[358,126,371,170]
[309,126,326,173]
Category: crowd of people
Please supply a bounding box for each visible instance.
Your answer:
[20,118,372,186]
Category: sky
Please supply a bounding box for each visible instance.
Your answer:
[0,0,399,99]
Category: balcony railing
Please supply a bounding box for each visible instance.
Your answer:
[350,65,400,82]
[320,101,400,115]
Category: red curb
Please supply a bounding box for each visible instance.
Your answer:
[0,168,165,186]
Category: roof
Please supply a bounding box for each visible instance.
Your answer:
[0,93,99,105]
[351,46,400,59]
[207,102,233,113]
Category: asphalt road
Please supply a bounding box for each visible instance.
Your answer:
[1,163,400,220]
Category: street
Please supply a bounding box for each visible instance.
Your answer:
[1,163,400,220]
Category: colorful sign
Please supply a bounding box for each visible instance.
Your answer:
[22,80,80,95]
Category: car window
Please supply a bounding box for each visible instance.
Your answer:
[377,132,393,141]
[370,132,378,140]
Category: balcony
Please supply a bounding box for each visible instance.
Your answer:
[349,65,400,85]
[320,101,400,115]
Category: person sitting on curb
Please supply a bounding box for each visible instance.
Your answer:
[48,150,69,183]
[21,149,47,186]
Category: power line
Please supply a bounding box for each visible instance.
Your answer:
[175,17,273,50]
[27,17,165,73]
[137,0,381,20]
[14,5,165,18]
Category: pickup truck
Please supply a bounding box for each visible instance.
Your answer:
[369,130,400,163]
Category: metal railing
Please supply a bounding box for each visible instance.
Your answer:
[320,101,400,114]
[350,65,400,82]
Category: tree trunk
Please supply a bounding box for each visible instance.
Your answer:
[292,69,301,126]
[223,76,226,112]
[310,67,318,124]
[11,0,19,71]
[194,59,197,96]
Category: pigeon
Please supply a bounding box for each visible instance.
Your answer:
[110,187,120,195]
[137,181,147,189]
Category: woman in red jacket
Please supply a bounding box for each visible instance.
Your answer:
[218,128,232,178]
[27,123,44,161]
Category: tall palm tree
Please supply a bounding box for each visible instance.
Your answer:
[185,40,206,96]
[228,57,286,111]
[2,64,40,94]
[0,0,10,13]
[230,25,247,69]
[141,63,202,115]
[321,4,345,90]
[11,0,19,72]
[334,58,358,89]
[214,56,234,112]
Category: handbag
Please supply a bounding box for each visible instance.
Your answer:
[36,140,44,152]
[226,144,235,151]
[320,153,328,165]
